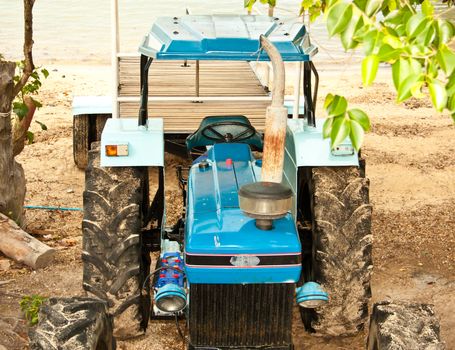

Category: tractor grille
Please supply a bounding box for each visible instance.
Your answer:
[189,283,294,349]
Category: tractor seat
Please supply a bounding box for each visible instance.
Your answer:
[186,116,263,151]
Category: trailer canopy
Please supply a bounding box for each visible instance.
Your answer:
[139,15,317,61]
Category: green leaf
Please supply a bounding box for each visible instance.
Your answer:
[397,74,421,102]
[362,55,379,86]
[406,13,428,38]
[410,81,425,98]
[341,13,362,50]
[384,9,403,26]
[301,0,314,10]
[327,95,348,116]
[327,2,353,37]
[348,108,370,131]
[353,23,371,41]
[421,0,434,16]
[382,34,403,49]
[447,73,455,97]
[35,120,48,131]
[365,0,382,16]
[363,29,382,55]
[427,59,438,78]
[322,117,334,138]
[324,93,335,109]
[428,79,448,112]
[349,119,364,151]
[330,115,350,149]
[244,0,256,10]
[436,45,455,76]
[12,102,29,120]
[437,19,454,46]
[41,68,49,78]
[392,58,421,90]
[326,0,339,9]
[26,131,34,144]
[447,94,455,113]
[377,43,400,62]
[388,0,397,11]
[354,0,367,12]
[419,22,436,47]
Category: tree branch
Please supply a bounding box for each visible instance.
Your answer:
[13,0,35,97]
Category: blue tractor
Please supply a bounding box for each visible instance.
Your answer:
[82,15,368,347]
[83,15,371,349]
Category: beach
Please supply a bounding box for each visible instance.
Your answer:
[0,2,454,349]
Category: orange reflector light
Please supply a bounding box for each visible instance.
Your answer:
[105,145,118,156]
[105,144,128,157]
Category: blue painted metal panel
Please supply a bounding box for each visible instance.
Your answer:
[286,118,359,167]
[186,211,300,255]
[284,118,359,216]
[140,15,317,61]
[185,266,301,284]
[100,118,164,167]
[185,142,301,284]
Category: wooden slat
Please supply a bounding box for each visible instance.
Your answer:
[118,57,268,97]
[118,56,270,133]
[119,100,270,133]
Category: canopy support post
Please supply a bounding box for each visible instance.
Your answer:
[111,0,120,119]
[139,55,153,126]
[195,60,200,97]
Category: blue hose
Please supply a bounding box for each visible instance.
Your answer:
[24,205,83,212]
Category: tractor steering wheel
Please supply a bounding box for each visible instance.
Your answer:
[200,121,257,143]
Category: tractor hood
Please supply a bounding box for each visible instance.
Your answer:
[184,143,301,284]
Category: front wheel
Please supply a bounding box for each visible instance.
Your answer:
[367,301,444,349]
[29,297,115,350]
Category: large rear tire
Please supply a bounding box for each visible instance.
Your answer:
[367,301,444,350]
[300,166,373,336]
[29,297,115,350]
[82,143,150,339]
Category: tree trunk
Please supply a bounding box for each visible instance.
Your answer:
[0,213,55,269]
[0,62,26,224]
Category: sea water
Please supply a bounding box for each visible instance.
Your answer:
[0,0,349,63]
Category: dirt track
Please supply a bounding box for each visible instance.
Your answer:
[0,63,454,349]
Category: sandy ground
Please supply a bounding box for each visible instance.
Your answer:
[0,62,454,350]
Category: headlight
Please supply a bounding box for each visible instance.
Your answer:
[296,282,329,308]
[155,283,187,312]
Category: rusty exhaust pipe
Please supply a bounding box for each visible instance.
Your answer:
[260,35,287,184]
[238,36,291,230]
